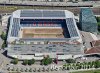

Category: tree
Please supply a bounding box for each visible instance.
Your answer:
[88,62,92,68]
[96,17,100,22]
[0,31,7,49]
[0,31,6,40]
[63,64,67,68]
[1,41,7,49]
[92,61,95,65]
[23,59,28,65]
[76,63,81,69]
[48,58,52,64]
[94,60,100,68]
[11,58,18,64]
[94,72,96,73]
[28,59,35,65]
[41,56,52,65]
[66,59,76,63]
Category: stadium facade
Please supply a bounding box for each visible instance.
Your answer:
[6,9,84,60]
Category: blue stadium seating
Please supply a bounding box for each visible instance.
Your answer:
[20,19,66,27]
[11,18,20,37]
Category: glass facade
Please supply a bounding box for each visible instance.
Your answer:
[79,8,98,33]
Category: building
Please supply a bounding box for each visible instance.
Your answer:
[79,8,98,34]
[84,40,100,55]
[6,9,84,60]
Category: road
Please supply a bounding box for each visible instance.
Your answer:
[0,6,83,14]
[0,1,96,6]
[0,6,99,15]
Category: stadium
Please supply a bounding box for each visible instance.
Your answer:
[7,9,84,60]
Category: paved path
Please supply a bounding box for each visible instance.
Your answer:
[0,24,12,71]
[0,1,96,6]
[80,31,94,49]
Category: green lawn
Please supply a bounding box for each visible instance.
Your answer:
[71,69,100,73]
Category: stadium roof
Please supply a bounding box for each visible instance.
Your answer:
[21,10,65,17]
[7,9,81,42]
[13,9,74,19]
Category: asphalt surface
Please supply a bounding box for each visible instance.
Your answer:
[0,1,95,6]
[0,6,100,15]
